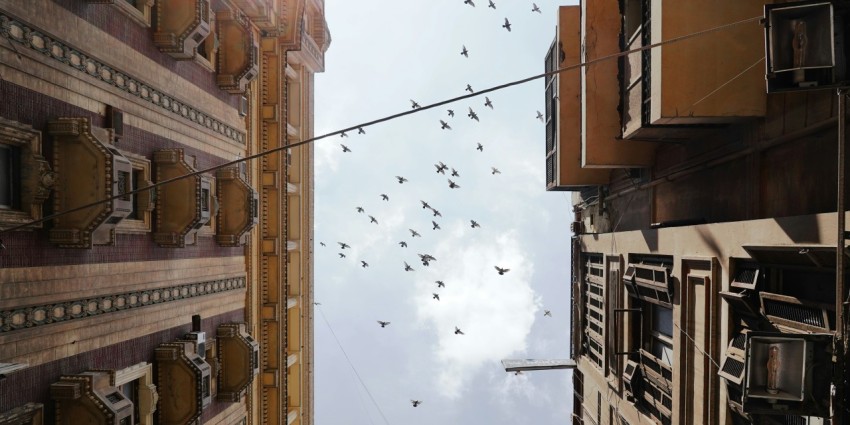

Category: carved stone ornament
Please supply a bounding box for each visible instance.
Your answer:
[216,8,259,94]
[231,0,277,30]
[0,118,53,231]
[50,371,134,425]
[0,403,44,425]
[48,118,133,248]
[216,322,260,401]
[155,341,212,425]
[153,149,214,247]
[154,0,212,59]
[215,167,258,246]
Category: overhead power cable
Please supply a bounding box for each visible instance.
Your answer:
[0,15,762,238]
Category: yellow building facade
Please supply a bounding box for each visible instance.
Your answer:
[0,1,327,424]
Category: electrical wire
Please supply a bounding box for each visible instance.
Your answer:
[317,306,392,425]
[0,15,763,238]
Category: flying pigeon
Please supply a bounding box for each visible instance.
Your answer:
[432,209,442,217]
[410,99,421,109]
[320,242,326,247]
[340,144,351,152]
[340,131,348,138]
[410,229,421,237]
[404,261,415,272]
[484,96,493,109]
[532,2,541,13]
[491,167,502,175]
[470,220,480,228]
[544,310,552,317]
[476,142,484,151]
[448,179,460,189]
[465,84,474,93]
[432,293,440,300]
[488,0,496,8]
[454,327,465,335]
[356,206,364,213]
[536,110,544,121]
[435,162,448,174]
[450,168,460,177]
[399,241,408,247]
[495,266,510,275]
[361,261,369,268]
[381,194,389,201]
[369,215,378,224]
[460,46,469,58]
[314,302,322,305]
[502,17,512,32]
[440,120,452,130]
[339,253,346,258]
[436,280,445,288]
[358,127,365,134]
[419,253,437,266]
[378,320,390,327]
[432,221,441,230]
[421,200,431,209]
[448,109,455,117]
[467,107,479,121]
[411,400,422,407]
[396,176,409,184]
[464,0,475,6]
[338,242,350,249]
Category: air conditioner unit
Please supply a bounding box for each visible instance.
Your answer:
[183,331,207,359]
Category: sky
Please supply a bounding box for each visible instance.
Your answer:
[313,1,577,424]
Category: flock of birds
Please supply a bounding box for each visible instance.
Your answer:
[323,1,552,410]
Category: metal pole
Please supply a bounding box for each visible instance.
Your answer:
[835,88,847,425]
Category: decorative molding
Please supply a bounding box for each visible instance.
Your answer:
[0,402,43,425]
[0,276,246,333]
[88,0,154,28]
[0,118,53,230]
[0,14,246,145]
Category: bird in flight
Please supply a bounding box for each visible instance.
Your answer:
[470,220,480,228]
[419,253,437,266]
[338,242,350,249]
[399,241,408,248]
[380,194,389,201]
[396,176,408,184]
[410,229,421,237]
[404,261,415,272]
[314,302,322,305]
[357,127,365,135]
[421,200,431,209]
[410,99,421,109]
[464,0,475,7]
[467,107,479,122]
[465,83,474,93]
[544,310,552,317]
[432,293,440,300]
[476,142,484,152]
[448,179,460,189]
[536,110,544,121]
[340,131,348,138]
[450,168,460,177]
[432,209,442,217]
[340,144,351,153]
[440,120,452,130]
[447,109,455,117]
[491,167,502,175]
[435,162,448,174]
[361,261,369,268]
[460,46,468,58]
[488,0,496,8]
[377,320,390,327]
[432,221,441,230]
[532,2,541,13]
[411,400,422,407]
[454,327,465,335]
[514,370,523,376]
[502,17,512,32]
[495,266,510,275]
[436,280,445,288]
[319,242,326,247]
[356,206,364,213]
[484,96,493,109]
[369,215,378,224]
[339,253,346,258]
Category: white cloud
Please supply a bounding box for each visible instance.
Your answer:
[413,226,541,398]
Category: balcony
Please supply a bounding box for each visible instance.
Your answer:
[154,0,212,60]
[232,0,277,30]
[47,118,132,248]
[216,9,259,94]
[216,323,260,401]
[620,0,766,141]
[152,149,215,247]
[215,166,258,246]
[154,341,212,425]
[51,371,134,425]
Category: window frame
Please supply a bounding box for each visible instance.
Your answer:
[116,152,153,234]
[0,118,53,230]
[112,362,158,425]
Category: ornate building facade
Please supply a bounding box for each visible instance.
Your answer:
[551,1,848,424]
[0,0,327,424]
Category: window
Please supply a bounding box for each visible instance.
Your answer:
[0,144,20,210]
[584,254,605,370]
[114,362,157,425]
[0,118,53,229]
[117,152,153,234]
[648,304,673,366]
[88,0,154,27]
